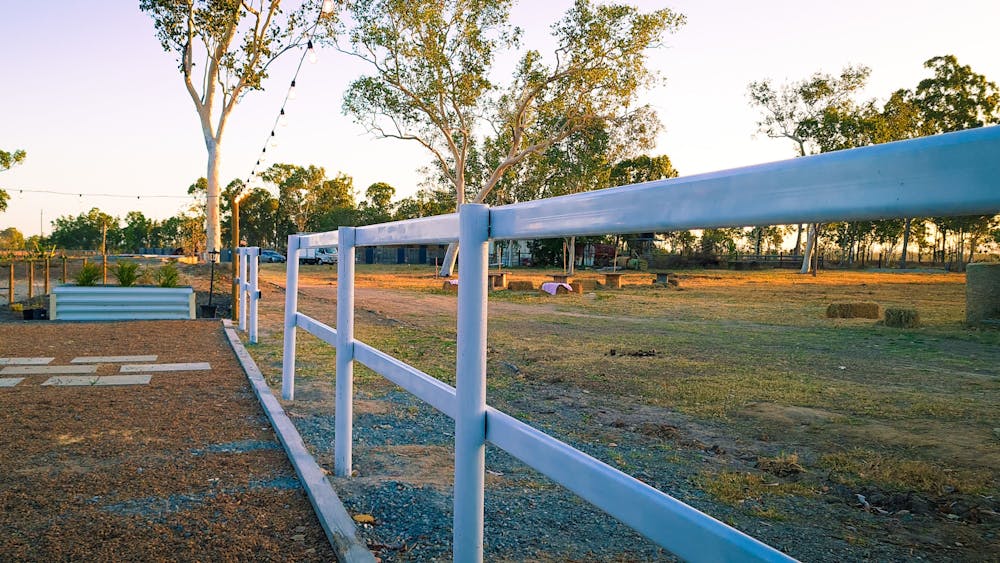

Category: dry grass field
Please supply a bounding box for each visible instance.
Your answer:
[243,263,999,560]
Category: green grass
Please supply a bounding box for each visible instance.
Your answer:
[248,265,1000,500]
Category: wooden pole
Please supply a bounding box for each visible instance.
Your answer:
[62,256,67,283]
[27,261,34,300]
[102,222,108,284]
[231,196,240,321]
[44,259,50,295]
[7,263,13,304]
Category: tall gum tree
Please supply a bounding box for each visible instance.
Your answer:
[142,0,334,259]
[339,0,684,275]
[748,66,870,273]
[0,148,27,213]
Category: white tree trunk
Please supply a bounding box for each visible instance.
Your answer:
[799,224,816,274]
[567,236,576,276]
[900,217,912,269]
[206,142,222,261]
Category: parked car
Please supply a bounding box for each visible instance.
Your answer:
[260,249,286,263]
[299,247,338,265]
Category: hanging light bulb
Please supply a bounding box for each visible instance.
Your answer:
[270,131,279,147]
[278,108,288,127]
[288,79,297,100]
[322,0,334,14]
[307,40,318,64]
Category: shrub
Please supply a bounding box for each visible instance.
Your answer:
[885,308,920,328]
[154,262,180,288]
[75,263,102,286]
[113,261,140,287]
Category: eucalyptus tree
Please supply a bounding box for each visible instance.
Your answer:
[142,0,334,260]
[911,55,999,269]
[0,148,26,213]
[258,163,354,234]
[748,66,871,273]
[340,0,684,275]
[357,182,396,225]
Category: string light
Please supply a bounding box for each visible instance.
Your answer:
[307,40,318,64]
[244,7,327,188]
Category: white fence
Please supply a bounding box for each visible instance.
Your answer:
[236,247,260,343]
[280,126,1000,562]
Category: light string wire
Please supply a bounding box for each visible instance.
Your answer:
[245,1,331,191]
[5,188,191,200]
[4,2,333,205]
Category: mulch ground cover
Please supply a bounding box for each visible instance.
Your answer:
[0,320,336,561]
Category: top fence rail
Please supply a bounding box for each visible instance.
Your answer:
[300,126,1000,249]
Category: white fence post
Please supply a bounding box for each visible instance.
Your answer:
[335,228,357,477]
[239,247,249,331]
[249,247,260,344]
[282,235,301,401]
[453,204,490,563]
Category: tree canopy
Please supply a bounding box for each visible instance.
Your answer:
[339,0,684,274]
[0,148,26,213]
[141,0,335,258]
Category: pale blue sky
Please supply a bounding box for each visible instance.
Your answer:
[1,1,998,237]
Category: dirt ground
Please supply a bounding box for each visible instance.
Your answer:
[0,321,335,561]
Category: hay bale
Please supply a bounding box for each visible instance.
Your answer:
[826,302,880,319]
[966,262,1000,325]
[568,282,584,294]
[507,280,534,291]
[442,281,458,292]
[885,307,920,328]
[576,279,599,291]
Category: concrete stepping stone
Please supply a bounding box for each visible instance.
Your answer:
[71,355,159,364]
[1,365,98,375]
[0,357,54,366]
[120,362,211,373]
[42,375,152,386]
[0,378,25,387]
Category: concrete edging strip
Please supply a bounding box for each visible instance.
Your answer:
[221,320,375,563]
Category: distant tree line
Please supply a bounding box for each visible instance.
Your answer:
[744,54,1000,271]
[4,165,458,254]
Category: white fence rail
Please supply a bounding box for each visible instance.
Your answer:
[236,246,260,343]
[281,126,1000,562]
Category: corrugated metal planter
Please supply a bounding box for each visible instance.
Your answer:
[50,286,195,321]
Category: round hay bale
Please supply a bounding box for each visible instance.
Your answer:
[966,262,1000,325]
[885,307,920,328]
[826,302,880,319]
[507,280,535,291]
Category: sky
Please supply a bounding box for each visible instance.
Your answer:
[1,0,998,239]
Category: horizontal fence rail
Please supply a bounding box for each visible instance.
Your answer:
[279,126,1000,562]
[491,126,1000,239]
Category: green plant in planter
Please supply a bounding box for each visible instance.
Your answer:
[75,263,102,286]
[154,262,180,288]
[113,261,141,287]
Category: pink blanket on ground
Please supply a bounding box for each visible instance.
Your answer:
[540,282,572,295]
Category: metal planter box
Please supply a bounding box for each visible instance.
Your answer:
[50,286,195,321]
